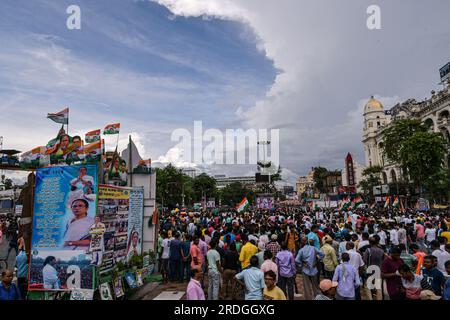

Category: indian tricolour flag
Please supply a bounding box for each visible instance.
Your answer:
[392,196,400,207]
[352,196,364,208]
[339,196,351,210]
[103,123,120,135]
[85,129,101,143]
[47,107,69,124]
[236,197,249,213]
[384,196,390,208]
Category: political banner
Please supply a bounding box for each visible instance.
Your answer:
[29,164,98,291]
[256,197,274,209]
[97,185,130,273]
[127,187,144,262]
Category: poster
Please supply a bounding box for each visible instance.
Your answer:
[256,197,274,209]
[127,188,144,262]
[70,288,94,300]
[29,164,98,291]
[97,185,130,273]
[100,282,113,300]
[113,277,125,298]
[125,272,137,289]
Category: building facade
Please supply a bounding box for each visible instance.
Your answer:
[362,80,450,184]
[341,153,365,193]
[296,169,315,196]
[214,175,256,189]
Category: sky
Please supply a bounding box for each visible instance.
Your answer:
[1,0,449,186]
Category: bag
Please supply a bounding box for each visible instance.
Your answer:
[405,287,421,300]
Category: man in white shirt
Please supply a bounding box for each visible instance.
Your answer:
[161,232,171,283]
[389,226,399,247]
[42,256,60,290]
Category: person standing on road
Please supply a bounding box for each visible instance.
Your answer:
[333,252,360,300]
[295,238,324,300]
[276,242,297,300]
[186,269,205,300]
[206,239,223,300]
[235,256,265,300]
[321,235,338,280]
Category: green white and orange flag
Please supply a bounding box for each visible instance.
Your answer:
[47,107,69,124]
[352,196,364,208]
[103,123,120,135]
[392,196,400,207]
[236,197,249,213]
[339,196,351,210]
[85,129,101,143]
[384,196,390,208]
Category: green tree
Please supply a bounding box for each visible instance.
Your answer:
[382,120,447,194]
[313,166,328,194]
[358,165,382,201]
[423,168,450,203]
[155,164,191,208]
[219,182,255,206]
[193,173,218,202]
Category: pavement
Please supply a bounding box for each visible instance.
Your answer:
[134,273,310,300]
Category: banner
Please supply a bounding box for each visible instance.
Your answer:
[47,107,69,124]
[103,123,120,135]
[29,164,98,291]
[98,185,130,273]
[85,129,101,144]
[127,188,144,262]
[256,197,274,209]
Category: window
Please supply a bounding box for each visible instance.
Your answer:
[368,122,373,128]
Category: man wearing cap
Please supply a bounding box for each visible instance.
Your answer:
[321,235,338,280]
[315,279,338,300]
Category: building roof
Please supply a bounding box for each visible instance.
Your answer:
[364,96,384,113]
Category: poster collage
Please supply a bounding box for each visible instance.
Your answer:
[28,164,145,300]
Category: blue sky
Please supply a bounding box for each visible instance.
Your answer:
[0,0,276,167]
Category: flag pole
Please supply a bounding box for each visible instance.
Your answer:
[128,135,133,187]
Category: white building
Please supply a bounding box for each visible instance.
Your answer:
[362,79,450,184]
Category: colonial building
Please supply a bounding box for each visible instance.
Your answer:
[362,79,450,185]
[296,168,315,196]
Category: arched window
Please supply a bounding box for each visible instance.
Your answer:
[382,172,388,185]
[390,169,397,183]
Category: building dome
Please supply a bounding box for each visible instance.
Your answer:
[364,96,384,113]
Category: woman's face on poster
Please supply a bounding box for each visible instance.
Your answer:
[132,232,139,245]
[71,200,88,218]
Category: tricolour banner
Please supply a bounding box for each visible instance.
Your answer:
[47,108,69,124]
[29,164,98,291]
[103,123,120,135]
[85,129,101,143]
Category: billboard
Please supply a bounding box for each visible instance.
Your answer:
[256,197,274,209]
[29,164,98,291]
[97,185,144,272]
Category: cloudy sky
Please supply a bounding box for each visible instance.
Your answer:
[1,0,449,185]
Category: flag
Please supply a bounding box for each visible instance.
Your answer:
[80,140,102,161]
[400,198,406,213]
[352,196,364,208]
[47,108,69,124]
[384,196,390,208]
[339,196,351,210]
[85,129,101,143]
[392,196,400,207]
[236,197,249,213]
[103,123,120,135]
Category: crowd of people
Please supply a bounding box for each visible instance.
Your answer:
[156,205,450,301]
